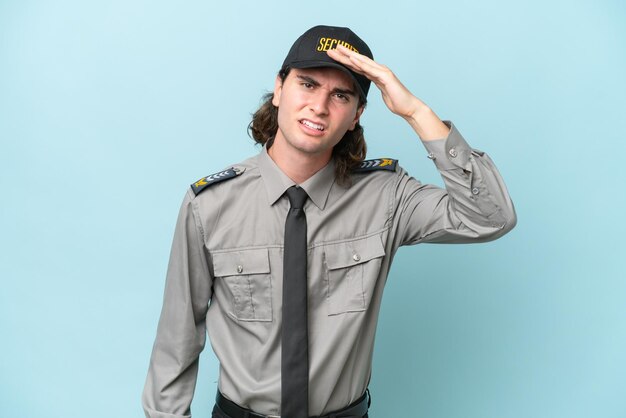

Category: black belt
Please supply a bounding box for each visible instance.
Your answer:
[215,389,371,418]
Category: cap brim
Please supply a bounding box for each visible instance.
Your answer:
[287,60,367,101]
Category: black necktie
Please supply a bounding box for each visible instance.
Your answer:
[281,186,309,418]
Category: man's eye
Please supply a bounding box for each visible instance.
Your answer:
[301,82,313,89]
[334,93,349,102]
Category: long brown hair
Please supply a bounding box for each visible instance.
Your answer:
[248,68,367,186]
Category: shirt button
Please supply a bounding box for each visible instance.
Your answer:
[237,265,243,273]
[352,254,361,262]
[448,148,458,158]
[427,152,436,160]
[471,187,480,195]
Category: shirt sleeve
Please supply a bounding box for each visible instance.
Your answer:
[392,120,517,246]
[142,189,213,418]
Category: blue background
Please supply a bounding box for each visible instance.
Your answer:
[1,1,625,417]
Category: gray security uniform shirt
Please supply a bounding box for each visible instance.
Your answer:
[142,121,516,418]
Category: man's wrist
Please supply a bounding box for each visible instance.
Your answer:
[404,105,451,141]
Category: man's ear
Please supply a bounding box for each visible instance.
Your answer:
[348,105,365,131]
[272,75,283,107]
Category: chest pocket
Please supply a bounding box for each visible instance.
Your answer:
[212,248,272,322]
[324,234,385,316]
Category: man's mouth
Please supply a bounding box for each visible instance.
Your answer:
[300,119,325,131]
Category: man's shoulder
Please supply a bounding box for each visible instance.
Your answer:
[189,153,259,197]
[347,157,404,192]
[190,166,246,196]
[351,157,399,174]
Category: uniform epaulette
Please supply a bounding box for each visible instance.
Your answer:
[190,167,246,196]
[353,158,398,173]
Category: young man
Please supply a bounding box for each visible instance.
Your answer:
[142,25,516,418]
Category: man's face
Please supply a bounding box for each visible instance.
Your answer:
[272,67,364,160]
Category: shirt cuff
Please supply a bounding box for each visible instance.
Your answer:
[420,120,472,171]
[143,406,191,418]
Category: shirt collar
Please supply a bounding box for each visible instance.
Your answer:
[257,144,336,210]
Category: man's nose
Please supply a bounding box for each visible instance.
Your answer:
[308,92,330,115]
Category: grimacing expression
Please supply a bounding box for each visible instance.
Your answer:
[272,67,364,159]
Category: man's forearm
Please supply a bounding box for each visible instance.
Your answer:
[403,101,451,142]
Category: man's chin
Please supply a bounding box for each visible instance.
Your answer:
[295,135,343,154]
[293,143,334,158]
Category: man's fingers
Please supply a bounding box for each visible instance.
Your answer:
[327,45,379,73]
[327,46,389,84]
[326,47,363,73]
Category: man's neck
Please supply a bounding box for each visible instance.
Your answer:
[267,139,332,185]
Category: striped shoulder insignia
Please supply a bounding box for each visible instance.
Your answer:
[353,158,398,173]
[190,167,246,196]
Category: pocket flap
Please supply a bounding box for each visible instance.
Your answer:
[325,235,385,270]
[213,248,270,276]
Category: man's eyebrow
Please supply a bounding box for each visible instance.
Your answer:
[331,86,356,97]
[296,75,321,87]
[296,74,356,97]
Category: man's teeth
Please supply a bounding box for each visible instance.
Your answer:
[301,120,324,131]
